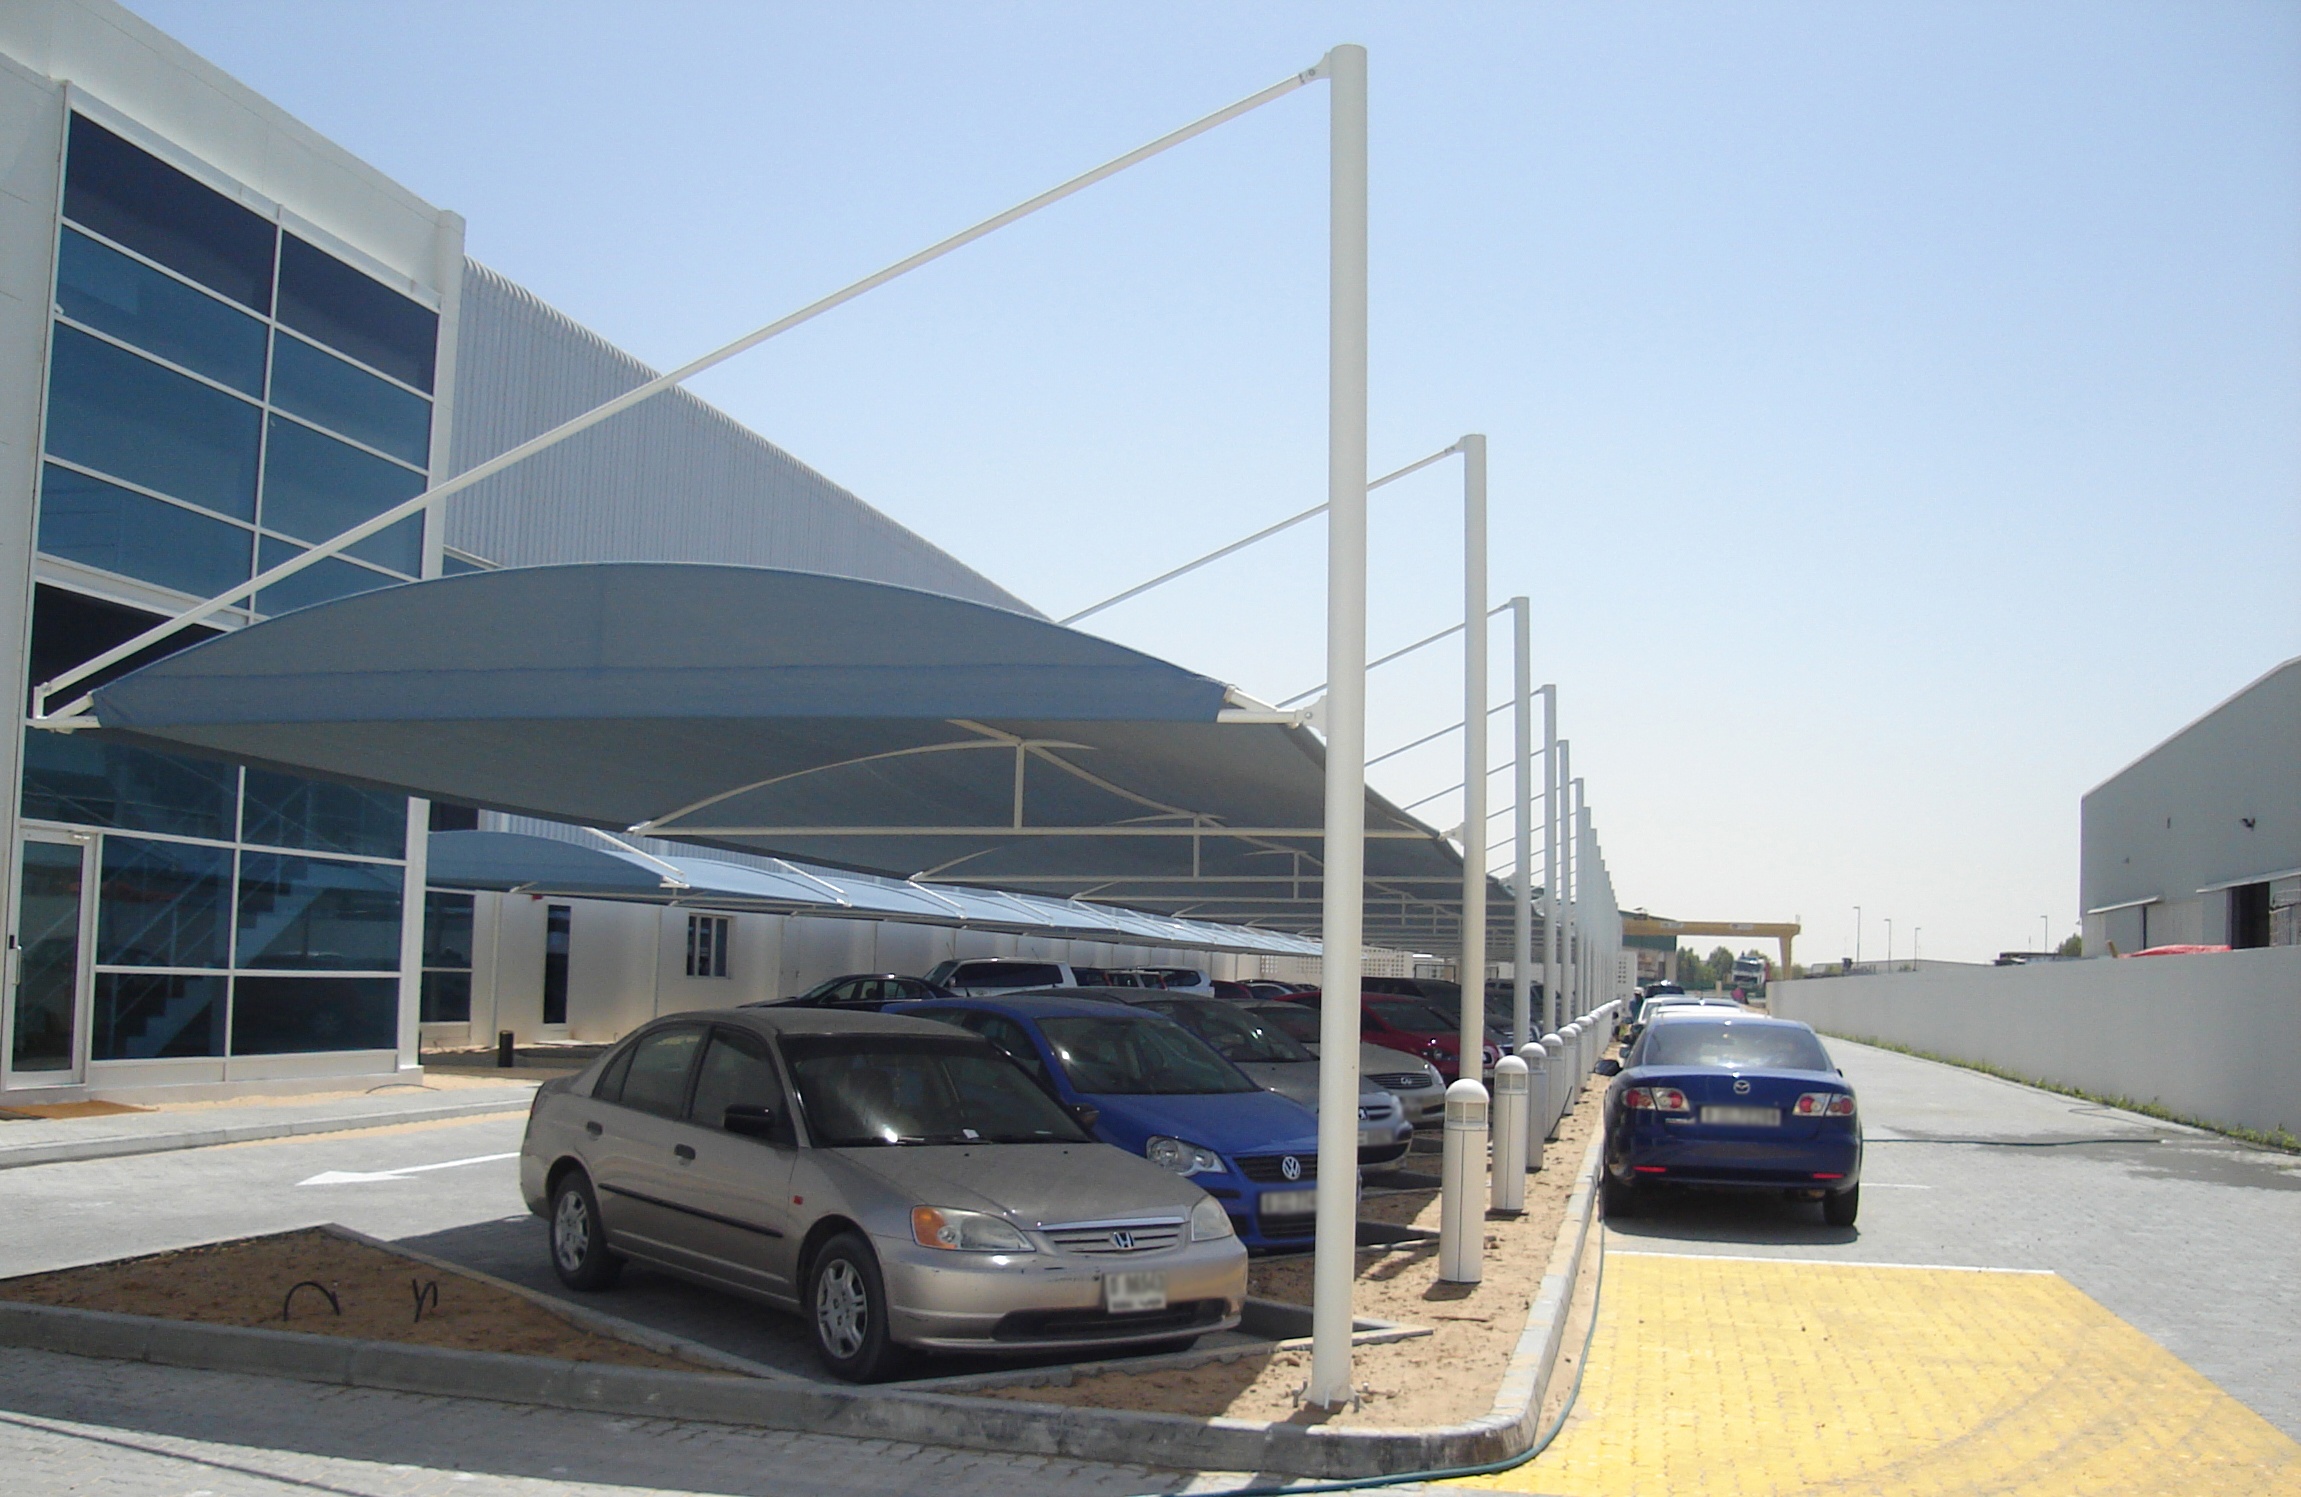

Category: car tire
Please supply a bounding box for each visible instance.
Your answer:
[1600,1171,1639,1219]
[548,1170,623,1291]
[808,1232,903,1382]
[1822,1185,1859,1227]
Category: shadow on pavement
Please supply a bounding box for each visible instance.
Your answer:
[1600,1186,1862,1249]
[391,1215,1260,1387]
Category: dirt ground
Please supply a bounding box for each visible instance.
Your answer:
[0,1227,701,1371]
[981,1079,1602,1430]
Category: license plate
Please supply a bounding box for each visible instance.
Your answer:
[1261,1188,1317,1215]
[1104,1271,1167,1314]
[1701,1105,1780,1127]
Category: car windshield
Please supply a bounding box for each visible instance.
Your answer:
[1369,999,1451,1033]
[783,1035,1090,1146]
[1639,1021,1830,1071]
[1037,1014,1259,1095]
[1252,1004,1323,1046]
[1162,1002,1313,1064]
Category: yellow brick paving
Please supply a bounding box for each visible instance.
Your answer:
[1452,1247,2301,1496]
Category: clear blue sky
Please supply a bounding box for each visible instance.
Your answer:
[129,1,2301,964]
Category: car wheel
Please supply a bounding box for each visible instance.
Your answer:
[808,1232,903,1382]
[549,1170,623,1290]
[1600,1171,1639,1219]
[1822,1185,1859,1227]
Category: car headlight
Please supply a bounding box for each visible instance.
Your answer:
[910,1206,1034,1253]
[1190,1195,1235,1242]
[1145,1135,1226,1176]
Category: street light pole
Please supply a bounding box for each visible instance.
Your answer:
[1306,40,1368,1411]
[1854,906,1862,968]
[1885,917,1893,969]
[1440,433,1489,1285]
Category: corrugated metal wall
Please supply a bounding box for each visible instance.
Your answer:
[443,261,1036,616]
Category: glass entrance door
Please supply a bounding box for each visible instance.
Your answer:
[9,836,91,1086]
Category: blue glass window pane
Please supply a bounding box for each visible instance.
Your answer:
[270,334,431,466]
[260,417,424,572]
[440,554,487,576]
[22,729,237,840]
[38,464,253,599]
[423,890,474,968]
[45,326,261,520]
[64,116,275,312]
[242,767,408,859]
[420,971,472,1024]
[254,536,405,616]
[98,836,232,969]
[277,235,436,392]
[56,229,267,395]
[231,975,398,1054]
[92,973,226,1060]
[236,852,403,971]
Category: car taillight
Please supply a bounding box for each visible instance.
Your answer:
[1624,1086,1690,1113]
[1793,1092,1857,1118]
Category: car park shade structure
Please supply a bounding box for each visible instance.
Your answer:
[427,827,1319,956]
[82,563,1525,949]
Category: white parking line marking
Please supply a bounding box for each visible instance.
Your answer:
[295,1152,518,1187]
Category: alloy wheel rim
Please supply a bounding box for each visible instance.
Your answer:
[816,1259,867,1358]
[553,1190,590,1271]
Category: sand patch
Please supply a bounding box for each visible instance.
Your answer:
[0,1226,704,1372]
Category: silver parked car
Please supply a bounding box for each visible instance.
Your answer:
[1243,1000,1448,1126]
[520,1008,1247,1382]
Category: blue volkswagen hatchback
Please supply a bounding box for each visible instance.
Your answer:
[1599,1012,1862,1226]
[895,994,1326,1249]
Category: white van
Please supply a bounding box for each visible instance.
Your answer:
[922,958,1088,995]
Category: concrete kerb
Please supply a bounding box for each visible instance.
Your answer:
[0,1093,537,1170]
[0,1139,1608,1481]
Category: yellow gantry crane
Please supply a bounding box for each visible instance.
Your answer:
[1622,916,1801,980]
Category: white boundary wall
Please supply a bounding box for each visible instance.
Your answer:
[1772,947,2301,1137]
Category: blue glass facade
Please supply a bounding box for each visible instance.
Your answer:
[20,114,438,1063]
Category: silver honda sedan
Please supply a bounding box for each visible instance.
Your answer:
[520,1008,1247,1381]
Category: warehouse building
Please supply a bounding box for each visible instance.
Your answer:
[2081,655,2300,955]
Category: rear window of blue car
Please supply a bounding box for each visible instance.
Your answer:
[1038,1014,1258,1095]
[1639,1021,1829,1072]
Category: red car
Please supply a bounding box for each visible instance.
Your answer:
[1284,991,1498,1082]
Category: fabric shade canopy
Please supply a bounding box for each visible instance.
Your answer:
[428,827,1322,956]
[83,564,1526,950]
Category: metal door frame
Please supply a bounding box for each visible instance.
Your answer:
[5,829,96,1091]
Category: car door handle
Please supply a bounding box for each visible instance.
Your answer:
[584,1121,603,1138]
[673,1144,696,1162]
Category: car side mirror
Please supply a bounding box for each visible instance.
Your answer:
[1066,1102,1101,1132]
[1595,1058,1622,1076]
[723,1104,781,1140]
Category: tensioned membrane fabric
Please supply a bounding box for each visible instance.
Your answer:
[426,828,1322,956]
[82,563,1525,948]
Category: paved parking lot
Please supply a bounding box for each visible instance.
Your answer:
[0,1038,2294,1494]
[1453,1037,2301,1495]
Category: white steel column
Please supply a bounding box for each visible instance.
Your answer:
[1573,776,1590,1016]
[1440,433,1489,1285]
[1509,599,1532,1052]
[1558,738,1574,1023]
[1307,40,1368,1410]
[1542,687,1558,1033]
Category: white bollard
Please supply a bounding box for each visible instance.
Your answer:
[1517,1041,1548,1173]
[1439,1079,1488,1283]
[1539,1032,1568,1134]
[1564,1020,1586,1083]
[1490,1055,1528,1213]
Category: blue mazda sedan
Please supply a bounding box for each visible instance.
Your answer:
[1598,1012,1862,1225]
[896,994,1326,1249]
